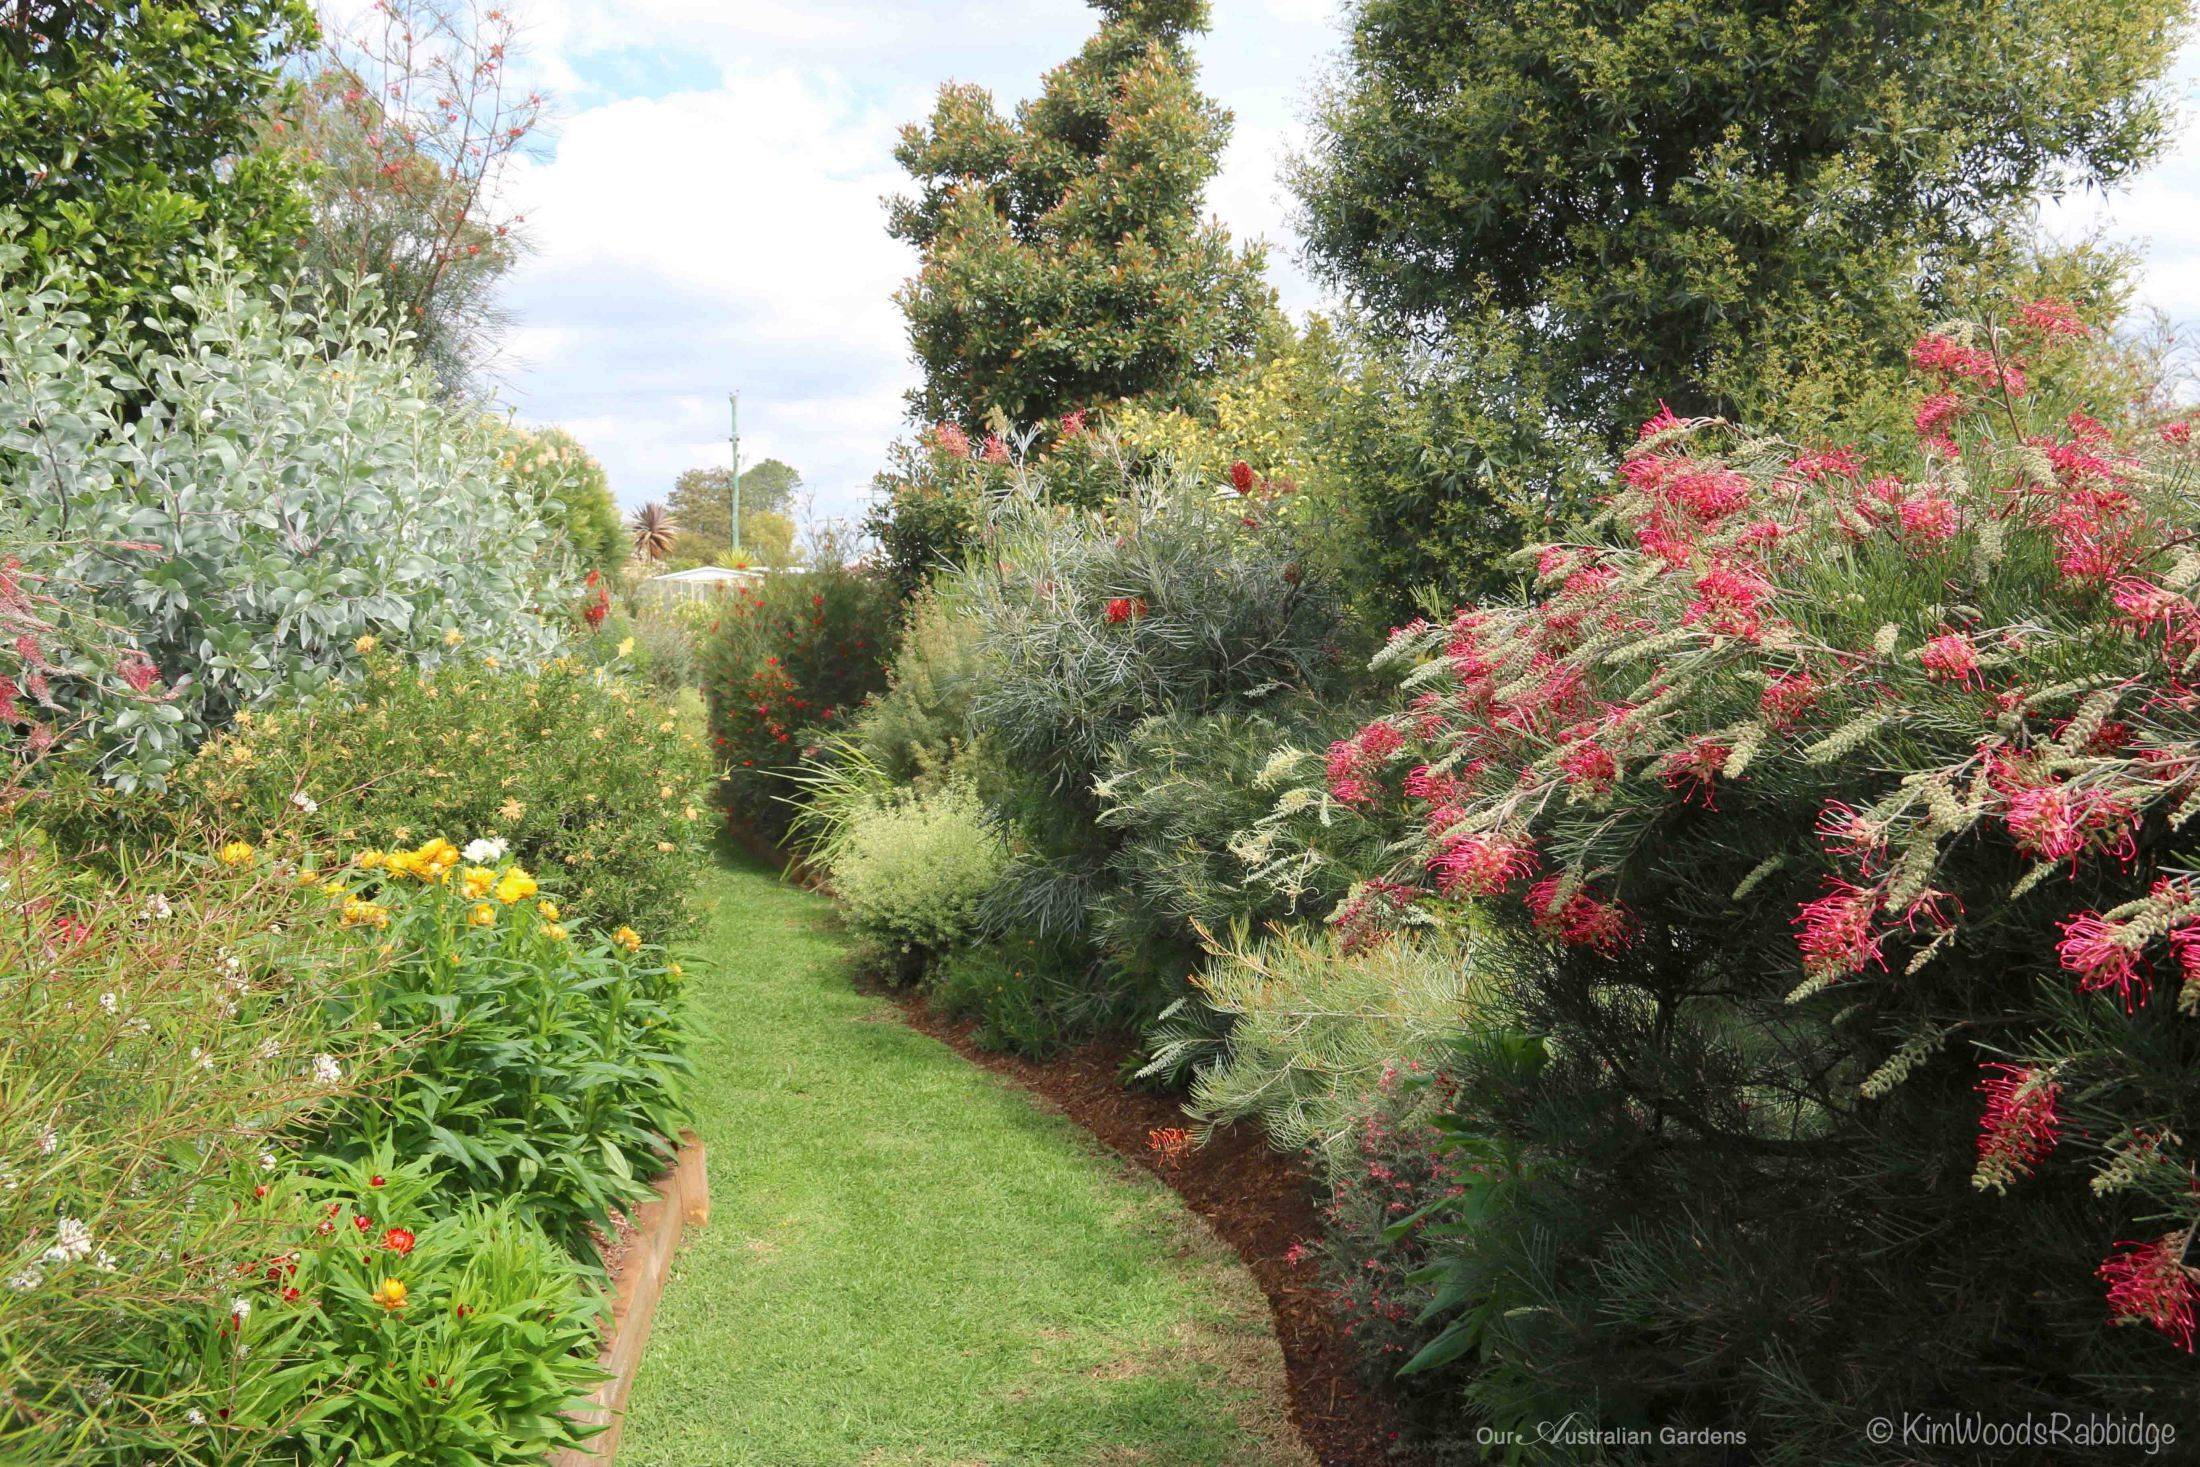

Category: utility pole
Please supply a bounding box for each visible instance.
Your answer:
[728,391,743,559]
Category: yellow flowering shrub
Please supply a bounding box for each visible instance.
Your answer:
[176,657,716,936]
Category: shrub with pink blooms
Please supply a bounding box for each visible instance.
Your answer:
[1270,302,2200,1445]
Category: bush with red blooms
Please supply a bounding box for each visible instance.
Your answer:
[1280,303,2200,1445]
[701,564,895,843]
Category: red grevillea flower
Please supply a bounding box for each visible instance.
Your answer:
[1659,737,1731,807]
[1146,1128,1190,1166]
[1229,460,1256,493]
[1685,563,1771,640]
[1663,465,1752,521]
[1759,672,1818,730]
[1792,879,1885,983]
[980,434,1011,465]
[1911,333,2027,396]
[2100,1235,2197,1351]
[1814,802,1886,863]
[1897,491,1960,544]
[1102,596,1146,624]
[1557,740,1617,795]
[1918,632,1982,686]
[1059,410,1086,437]
[1429,833,1541,898]
[930,422,970,457]
[1525,877,1634,954]
[2056,911,2151,1010]
[116,652,160,693]
[1913,392,1965,453]
[382,1227,416,1256]
[1974,1063,2060,1189]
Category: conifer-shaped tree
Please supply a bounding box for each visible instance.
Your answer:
[887,0,1274,431]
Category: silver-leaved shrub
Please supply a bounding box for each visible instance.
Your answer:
[0,246,569,789]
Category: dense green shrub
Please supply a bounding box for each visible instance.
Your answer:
[497,423,625,579]
[318,841,691,1259]
[0,257,570,789]
[0,3,316,327]
[1280,305,2200,1446]
[927,939,1094,1058]
[168,656,714,937]
[702,565,895,844]
[827,779,1009,980]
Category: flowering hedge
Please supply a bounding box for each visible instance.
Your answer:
[702,565,894,844]
[1280,303,2200,1438]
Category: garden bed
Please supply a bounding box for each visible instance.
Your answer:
[548,1133,710,1467]
[882,996,1414,1467]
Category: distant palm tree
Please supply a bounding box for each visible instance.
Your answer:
[629,501,679,562]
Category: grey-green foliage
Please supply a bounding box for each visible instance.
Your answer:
[0,250,568,788]
[1145,927,1485,1173]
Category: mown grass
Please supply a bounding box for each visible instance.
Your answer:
[616,849,1307,1466]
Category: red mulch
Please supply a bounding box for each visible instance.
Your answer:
[885,992,1421,1467]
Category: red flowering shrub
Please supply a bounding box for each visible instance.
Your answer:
[702,564,895,842]
[1283,305,2200,1441]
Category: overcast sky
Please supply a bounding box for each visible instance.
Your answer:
[486,2,2200,525]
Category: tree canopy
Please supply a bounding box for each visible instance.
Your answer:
[887,0,1276,431]
[0,1,317,322]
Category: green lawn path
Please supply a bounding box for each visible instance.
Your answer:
[616,851,1309,1467]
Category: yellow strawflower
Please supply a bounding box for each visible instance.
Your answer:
[354,634,377,655]
[355,849,387,871]
[217,841,256,867]
[493,867,538,904]
[468,903,497,928]
[460,866,497,900]
[536,900,560,922]
[370,1278,408,1310]
[542,922,568,942]
[340,898,390,929]
[611,926,642,953]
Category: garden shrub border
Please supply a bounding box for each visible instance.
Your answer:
[548,1131,711,1467]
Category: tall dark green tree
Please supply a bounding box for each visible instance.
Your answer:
[887,0,1276,431]
[0,1,317,322]
[1293,0,2185,611]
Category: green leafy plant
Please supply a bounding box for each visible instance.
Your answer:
[266,1154,604,1466]
[318,840,691,1258]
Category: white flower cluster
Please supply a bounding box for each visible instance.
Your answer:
[462,836,509,863]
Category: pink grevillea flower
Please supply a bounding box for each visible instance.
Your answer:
[1913,392,1965,455]
[1429,833,1540,898]
[2004,784,2136,869]
[1636,401,1685,441]
[1918,632,1982,687]
[1663,466,1753,521]
[1402,764,1460,806]
[2100,1235,2198,1351]
[2170,922,2200,1000]
[1974,1063,2061,1187]
[1910,333,2028,396]
[1356,722,1405,763]
[1788,445,1861,483]
[1814,802,1886,862]
[1897,492,1960,544]
[2018,297,2091,340]
[1685,563,1772,640]
[1059,410,1087,437]
[1525,877,1634,954]
[2057,911,2151,1010]
[0,675,18,724]
[1102,596,1146,624]
[1759,672,1818,730]
[980,434,1011,465]
[1659,737,1731,808]
[1332,881,1421,955]
[1229,460,1256,494]
[1792,879,1885,983]
[930,422,970,456]
[1557,740,1618,795]
[2164,421,2193,446]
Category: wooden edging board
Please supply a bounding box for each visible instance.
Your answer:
[546,1132,710,1466]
